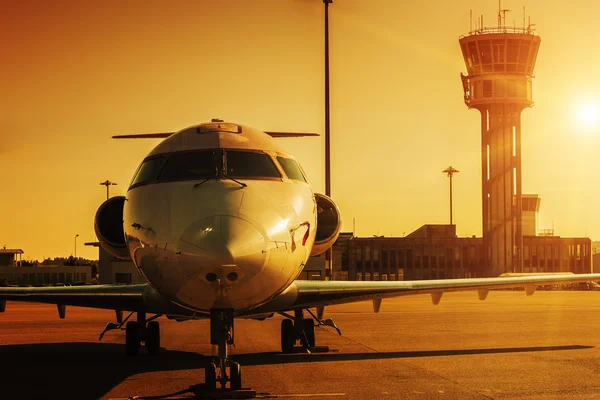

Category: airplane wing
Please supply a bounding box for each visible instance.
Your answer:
[0,284,198,317]
[244,273,600,315]
[2,274,599,317]
[0,284,147,311]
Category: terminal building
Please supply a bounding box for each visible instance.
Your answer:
[0,248,92,286]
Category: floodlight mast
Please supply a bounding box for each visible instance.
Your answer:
[100,180,118,200]
[323,0,333,281]
[443,166,459,226]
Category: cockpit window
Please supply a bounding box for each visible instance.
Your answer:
[276,156,307,182]
[158,150,217,182]
[225,150,281,179]
[130,156,165,188]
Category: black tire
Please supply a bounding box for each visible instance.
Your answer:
[205,362,217,390]
[229,361,242,390]
[125,321,140,356]
[302,318,316,348]
[281,319,295,353]
[145,321,160,356]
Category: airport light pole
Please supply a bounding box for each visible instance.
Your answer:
[323,0,333,281]
[74,234,79,258]
[100,180,118,200]
[443,166,459,225]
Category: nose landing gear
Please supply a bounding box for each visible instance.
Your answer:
[201,308,253,396]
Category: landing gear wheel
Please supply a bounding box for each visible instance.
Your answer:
[229,361,242,390]
[125,321,140,356]
[145,321,160,356]
[302,318,315,348]
[205,361,217,390]
[281,319,295,353]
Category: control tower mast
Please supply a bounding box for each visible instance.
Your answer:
[459,11,541,276]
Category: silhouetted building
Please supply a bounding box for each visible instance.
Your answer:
[522,194,541,236]
[85,242,144,284]
[0,248,91,285]
[344,225,591,281]
[348,225,482,280]
[0,248,23,267]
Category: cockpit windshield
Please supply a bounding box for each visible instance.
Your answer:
[276,156,306,182]
[130,156,165,188]
[129,149,283,190]
[157,150,217,182]
[225,150,281,179]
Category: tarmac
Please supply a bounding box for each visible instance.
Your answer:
[1,290,600,399]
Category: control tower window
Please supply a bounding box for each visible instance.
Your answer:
[527,41,539,73]
[277,156,307,182]
[157,150,217,182]
[483,80,493,98]
[130,156,165,188]
[492,40,505,63]
[507,80,516,97]
[507,39,519,63]
[225,150,281,179]
[518,43,531,64]
[468,42,479,66]
[479,41,492,64]
[495,80,506,97]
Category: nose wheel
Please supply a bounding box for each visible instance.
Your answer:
[202,309,247,392]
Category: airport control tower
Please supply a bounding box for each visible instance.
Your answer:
[459,13,541,276]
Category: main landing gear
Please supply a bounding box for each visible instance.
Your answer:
[279,309,342,353]
[98,310,162,357]
[125,311,162,356]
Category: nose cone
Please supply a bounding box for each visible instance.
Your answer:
[178,215,266,283]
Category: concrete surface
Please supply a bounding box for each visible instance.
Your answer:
[1,291,600,399]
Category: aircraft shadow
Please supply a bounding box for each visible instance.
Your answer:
[0,342,209,400]
[232,345,594,366]
[0,343,592,399]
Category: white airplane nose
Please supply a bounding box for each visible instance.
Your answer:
[177,215,267,284]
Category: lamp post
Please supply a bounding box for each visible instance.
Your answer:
[323,0,333,281]
[442,166,459,225]
[74,234,79,258]
[100,180,118,200]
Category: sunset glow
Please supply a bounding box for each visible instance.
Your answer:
[1,0,600,261]
[573,98,599,132]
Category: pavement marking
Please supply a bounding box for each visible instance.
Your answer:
[265,394,346,398]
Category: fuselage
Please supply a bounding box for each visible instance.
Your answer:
[123,122,317,313]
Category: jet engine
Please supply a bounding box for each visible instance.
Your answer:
[94,196,130,260]
[310,193,342,256]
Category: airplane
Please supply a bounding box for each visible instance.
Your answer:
[2,119,600,392]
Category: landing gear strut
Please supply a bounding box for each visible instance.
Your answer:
[204,308,243,390]
[125,311,161,356]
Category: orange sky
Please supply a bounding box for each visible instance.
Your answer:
[1,0,599,261]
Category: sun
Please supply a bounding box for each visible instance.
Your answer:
[573,98,599,131]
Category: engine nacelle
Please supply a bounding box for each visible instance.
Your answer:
[94,196,130,260]
[310,193,342,256]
